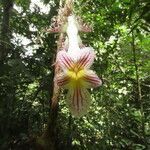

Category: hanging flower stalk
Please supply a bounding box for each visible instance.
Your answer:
[56,16,102,117]
[48,0,102,117]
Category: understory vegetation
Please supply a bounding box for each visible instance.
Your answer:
[0,0,150,149]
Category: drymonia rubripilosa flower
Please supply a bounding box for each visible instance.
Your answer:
[56,15,102,117]
[56,48,102,117]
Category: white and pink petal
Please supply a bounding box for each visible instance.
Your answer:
[77,47,95,69]
[83,70,102,88]
[67,87,91,117]
[56,72,70,88]
[57,51,74,70]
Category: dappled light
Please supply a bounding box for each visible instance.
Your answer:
[0,0,149,149]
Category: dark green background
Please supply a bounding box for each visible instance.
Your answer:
[0,0,149,149]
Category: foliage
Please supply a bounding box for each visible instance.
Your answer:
[0,0,149,149]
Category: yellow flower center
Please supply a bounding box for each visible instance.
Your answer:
[67,68,85,87]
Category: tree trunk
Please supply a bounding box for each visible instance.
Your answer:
[0,0,13,62]
[0,0,13,141]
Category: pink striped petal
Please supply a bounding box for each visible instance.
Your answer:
[83,70,102,88]
[67,87,91,117]
[57,51,74,70]
[77,47,95,69]
[56,73,70,87]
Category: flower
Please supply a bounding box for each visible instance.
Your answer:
[56,47,102,117]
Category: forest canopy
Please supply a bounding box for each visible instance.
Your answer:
[0,0,150,149]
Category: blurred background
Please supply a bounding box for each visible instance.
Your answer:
[0,0,149,149]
